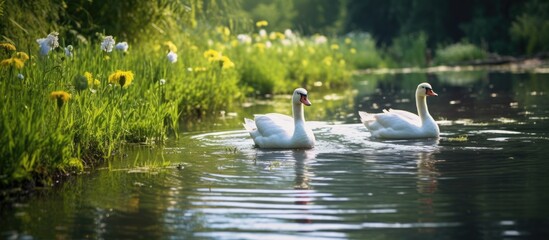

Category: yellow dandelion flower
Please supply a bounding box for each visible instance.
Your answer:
[203,49,220,61]
[323,56,333,66]
[163,41,178,53]
[50,91,71,108]
[345,38,352,45]
[108,70,134,88]
[254,43,266,53]
[269,32,285,40]
[331,44,339,50]
[94,79,101,88]
[256,20,268,28]
[350,48,357,54]
[269,32,277,40]
[230,39,239,47]
[0,43,16,51]
[221,56,235,69]
[84,72,94,87]
[15,52,29,62]
[0,57,24,69]
[217,26,231,36]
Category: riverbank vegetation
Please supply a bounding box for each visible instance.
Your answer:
[1,0,548,190]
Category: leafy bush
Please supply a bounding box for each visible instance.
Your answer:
[342,32,385,69]
[434,42,487,65]
[386,32,428,68]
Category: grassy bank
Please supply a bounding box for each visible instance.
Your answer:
[0,23,355,189]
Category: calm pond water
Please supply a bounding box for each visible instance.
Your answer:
[2,71,549,239]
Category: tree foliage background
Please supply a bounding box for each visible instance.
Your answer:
[1,0,548,56]
[240,0,549,55]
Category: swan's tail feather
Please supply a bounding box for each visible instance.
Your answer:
[358,111,374,123]
[243,118,257,132]
[359,111,381,132]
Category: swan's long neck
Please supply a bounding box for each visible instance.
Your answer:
[293,103,305,125]
[416,95,431,122]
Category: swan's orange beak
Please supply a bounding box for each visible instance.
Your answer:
[300,95,311,106]
[426,88,438,96]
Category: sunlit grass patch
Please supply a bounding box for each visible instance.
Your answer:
[0,38,180,186]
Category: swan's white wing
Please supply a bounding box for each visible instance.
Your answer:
[360,110,418,128]
[384,109,420,123]
[373,112,421,130]
[254,113,294,137]
[359,110,424,138]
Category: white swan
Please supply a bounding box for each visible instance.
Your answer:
[359,82,440,139]
[243,88,316,149]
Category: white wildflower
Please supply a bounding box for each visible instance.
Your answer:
[64,45,74,58]
[159,79,166,85]
[17,73,24,80]
[259,29,267,38]
[237,34,252,44]
[115,42,129,52]
[284,29,295,39]
[101,36,115,52]
[167,51,178,63]
[36,32,59,56]
[281,39,291,46]
[314,35,327,45]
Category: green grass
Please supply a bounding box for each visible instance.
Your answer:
[0,25,358,188]
[1,42,181,187]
